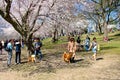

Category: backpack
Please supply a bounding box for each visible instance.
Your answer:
[85,39,90,46]
[5,47,10,51]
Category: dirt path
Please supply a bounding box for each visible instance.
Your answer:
[0,51,120,80]
[0,50,8,71]
[51,54,120,80]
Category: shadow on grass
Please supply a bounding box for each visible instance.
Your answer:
[96,57,103,61]
[114,33,120,36]
[101,46,118,50]
[43,52,63,59]
[75,59,84,63]
[21,61,28,64]
[109,38,115,41]
[8,51,93,75]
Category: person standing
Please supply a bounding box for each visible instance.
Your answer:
[15,39,21,64]
[68,37,77,63]
[89,37,98,61]
[7,39,13,67]
[34,38,42,61]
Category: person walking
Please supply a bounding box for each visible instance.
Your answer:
[89,37,98,61]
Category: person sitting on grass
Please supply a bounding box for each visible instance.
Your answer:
[89,37,98,61]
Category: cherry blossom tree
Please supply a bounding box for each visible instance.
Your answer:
[0,0,55,54]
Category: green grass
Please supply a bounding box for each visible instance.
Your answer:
[42,36,68,49]
[41,31,120,56]
[97,31,120,54]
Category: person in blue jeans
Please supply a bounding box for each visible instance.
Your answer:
[7,39,13,67]
[34,38,42,60]
[15,39,21,64]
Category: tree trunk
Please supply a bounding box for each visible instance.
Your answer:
[52,28,58,42]
[103,22,108,41]
[22,33,34,57]
[60,29,64,36]
[98,24,102,35]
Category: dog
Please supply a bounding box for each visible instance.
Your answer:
[28,54,36,62]
[63,52,73,63]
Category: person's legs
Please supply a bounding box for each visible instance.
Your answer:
[85,45,89,51]
[92,48,97,61]
[15,52,18,64]
[93,53,96,61]
[34,50,38,56]
[70,52,75,63]
[0,49,2,55]
[7,52,12,66]
[38,50,42,60]
[18,52,21,63]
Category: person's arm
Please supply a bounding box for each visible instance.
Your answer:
[74,42,77,52]
[97,43,100,51]
[67,42,70,51]
[40,42,42,47]
[88,42,92,50]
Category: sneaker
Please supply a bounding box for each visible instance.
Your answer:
[7,64,10,67]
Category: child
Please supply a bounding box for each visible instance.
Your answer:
[89,37,98,61]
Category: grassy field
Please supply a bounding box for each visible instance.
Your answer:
[0,31,120,80]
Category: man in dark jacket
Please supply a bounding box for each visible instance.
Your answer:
[15,39,21,64]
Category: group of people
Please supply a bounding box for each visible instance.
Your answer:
[67,35,99,62]
[0,38,43,67]
[0,35,99,66]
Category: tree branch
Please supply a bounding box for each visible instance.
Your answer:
[91,0,100,4]
[5,0,12,18]
[30,4,42,31]
[31,20,44,34]
[10,12,23,28]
